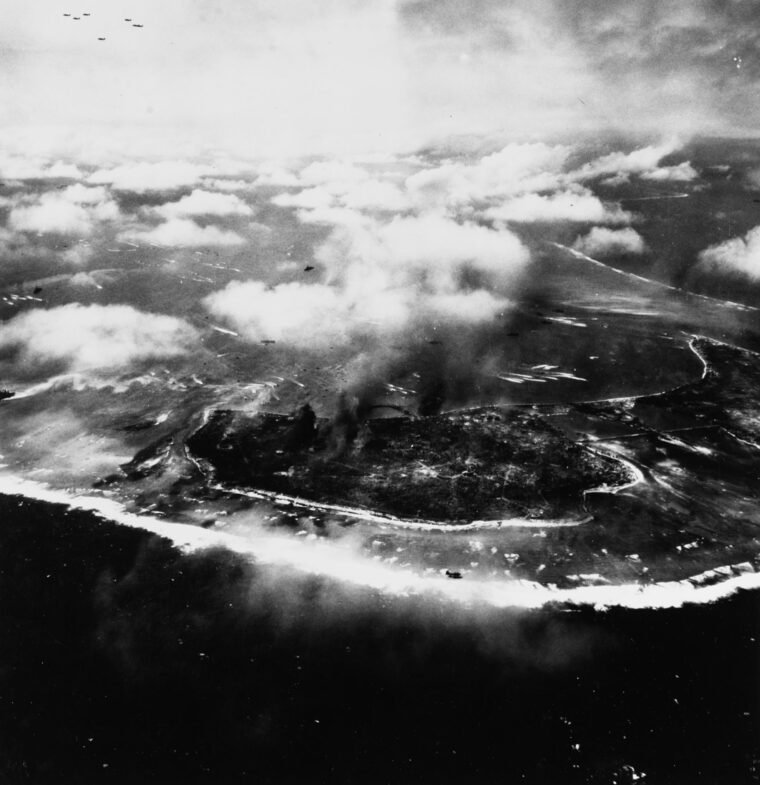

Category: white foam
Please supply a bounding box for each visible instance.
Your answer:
[0,472,757,611]
[553,243,760,313]
[215,484,589,531]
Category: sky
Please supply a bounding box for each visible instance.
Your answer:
[1,0,758,159]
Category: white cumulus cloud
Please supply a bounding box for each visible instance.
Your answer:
[487,190,632,224]
[339,179,410,211]
[405,143,571,210]
[88,161,211,192]
[573,227,647,256]
[0,155,83,180]
[572,139,682,181]
[0,304,197,373]
[204,211,526,349]
[640,162,698,182]
[152,189,254,218]
[698,226,760,281]
[272,187,336,210]
[7,186,120,236]
[118,218,246,247]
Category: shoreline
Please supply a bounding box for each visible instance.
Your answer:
[0,471,758,611]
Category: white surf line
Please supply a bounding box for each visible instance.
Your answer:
[582,446,646,497]
[212,484,589,531]
[685,331,760,359]
[581,424,716,444]
[0,472,758,611]
[720,427,760,451]
[550,334,713,407]
[454,335,709,413]
[551,243,760,313]
[685,335,710,380]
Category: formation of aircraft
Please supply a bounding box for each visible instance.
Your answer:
[62,12,145,37]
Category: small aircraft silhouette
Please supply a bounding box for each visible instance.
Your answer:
[97,37,105,40]
[132,23,143,27]
[445,570,463,579]
[124,18,132,21]
[303,265,315,272]
[83,12,90,16]
[73,16,80,19]
[63,13,71,16]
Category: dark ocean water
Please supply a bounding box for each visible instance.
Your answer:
[0,493,758,785]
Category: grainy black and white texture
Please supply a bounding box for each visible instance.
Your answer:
[1,2,760,783]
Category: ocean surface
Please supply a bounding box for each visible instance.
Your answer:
[1,492,758,785]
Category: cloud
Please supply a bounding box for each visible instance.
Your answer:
[640,162,698,182]
[204,281,352,347]
[201,178,255,192]
[9,201,93,235]
[316,212,530,291]
[486,190,632,224]
[298,160,369,187]
[0,154,83,180]
[152,189,254,218]
[0,303,197,373]
[7,186,120,236]
[271,159,406,212]
[338,180,411,212]
[271,141,690,227]
[569,140,698,185]
[88,161,211,192]
[3,0,760,161]
[398,0,760,140]
[571,139,686,181]
[118,218,246,247]
[272,187,336,210]
[253,163,302,188]
[573,227,647,256]
[698,226,760,281]
[205,211,526,349]
[61,244,96,266]
[405,143,571,210]
[274,180,411,213]
[204,280,510,349]
[61,184,113,204]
